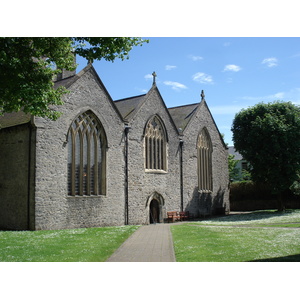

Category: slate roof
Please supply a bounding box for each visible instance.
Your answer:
[114,94,146,120]
[0,63,202,133]
[0,111,32,129]
[168,103,199,131]
[114,94,200,132]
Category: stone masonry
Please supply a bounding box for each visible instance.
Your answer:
[0,64,229,230]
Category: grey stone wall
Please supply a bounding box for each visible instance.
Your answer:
[0,124,31,230]
[0,65,229,230]
[126,87,181,224]
[182,100,230,217]
[33,67,126,230]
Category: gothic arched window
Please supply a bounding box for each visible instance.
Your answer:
[67,111,107,196]
[197,128,213,192]
[144,115,167,171]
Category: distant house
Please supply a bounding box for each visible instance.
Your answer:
[228,146,249,181]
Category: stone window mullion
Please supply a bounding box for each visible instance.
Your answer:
[205,147,208,190]
[100,136,106,195]
[202,148,204,189]
[145,136,148,169]
[197,128,213,192]
[67,111,106,197]
[149,137,153,169]
[210,153,212,190]
[153,132,156,169]
[94,136,99,195]
[144,115,167,172]
[79,130,84,196]
[86,134,91,195]
[157,137,161,170]
[161,139,164,170]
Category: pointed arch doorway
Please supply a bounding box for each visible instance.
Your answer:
[146,192,165,224]
[150,199,160,224]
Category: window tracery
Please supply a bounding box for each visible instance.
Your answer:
[67,111,106,196]
[197,128,213,192]
[144,115,167,171]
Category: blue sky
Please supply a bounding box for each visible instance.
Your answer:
[76,37,300,146]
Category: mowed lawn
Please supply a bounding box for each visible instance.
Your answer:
[1,210,300,262]
[171,209,300,262]
[0,225,139,262]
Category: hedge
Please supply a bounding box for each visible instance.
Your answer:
[230,181,300,211]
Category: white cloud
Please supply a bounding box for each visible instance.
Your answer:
[165,65,177,71]
[164,81,187,91]
[192,72,214,84]
[277,88,300,104]
[291,52,300,58]
[262,57,278,67]
[241,92,285,101]
[188,55,203,61]
[144,74,153,80]
[135,87,148,94]
[223,64,241,72]
[289,88,300,104]
[273,92,285,99]
[240,88,300,104]
[210,105,245,115]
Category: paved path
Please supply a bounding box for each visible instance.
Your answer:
[106,224,176,262]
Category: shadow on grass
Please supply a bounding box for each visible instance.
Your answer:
[209,209,295,223]
[249,253,300,262]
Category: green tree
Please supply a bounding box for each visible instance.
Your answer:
[0,37,148,120]
[228,154,252,182]
[231,101,300,211]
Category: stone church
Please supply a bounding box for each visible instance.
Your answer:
[0,64,229,230]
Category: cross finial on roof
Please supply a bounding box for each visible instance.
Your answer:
[152,71,157,85]
[201,90,205,101]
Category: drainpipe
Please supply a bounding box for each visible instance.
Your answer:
[27,117,36,230]
[27,123,32,230]
[124,124,131,225]
[179,138,184,212]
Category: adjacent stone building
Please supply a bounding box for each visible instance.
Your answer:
[0,64,229,230]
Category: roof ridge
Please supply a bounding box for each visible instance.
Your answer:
[168,102,199,109]
[114,94,146,102]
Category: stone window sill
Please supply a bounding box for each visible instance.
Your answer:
[145,169,168,174]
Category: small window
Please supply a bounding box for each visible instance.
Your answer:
[144,115,167,171]
[67,111,107,196]
[197,128,213,192]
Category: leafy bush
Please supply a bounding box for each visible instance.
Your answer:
[230,181,300,211]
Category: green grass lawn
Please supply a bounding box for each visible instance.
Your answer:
[0,225,139,262]
[2,210,300,262]
[171,209,300,262]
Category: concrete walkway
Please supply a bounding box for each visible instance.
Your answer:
[106,223,176,262]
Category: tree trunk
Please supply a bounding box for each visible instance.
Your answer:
[277,192,285,212]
